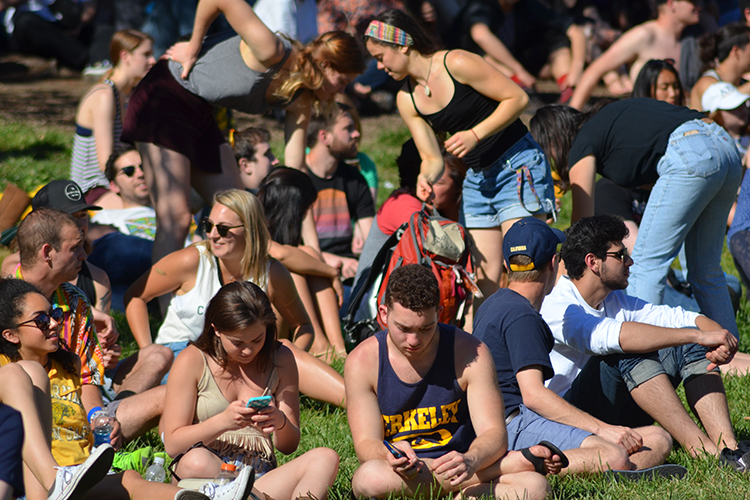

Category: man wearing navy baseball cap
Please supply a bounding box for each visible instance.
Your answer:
[473,217,682,479]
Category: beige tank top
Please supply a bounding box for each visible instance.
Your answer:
[195,352,279,467]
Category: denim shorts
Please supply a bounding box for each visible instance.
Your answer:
[506,404,592,451]
[620,342,715,392]
[461,133,555,229]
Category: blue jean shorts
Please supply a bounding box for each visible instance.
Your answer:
[506,404,592,451]
[461,133,555,228]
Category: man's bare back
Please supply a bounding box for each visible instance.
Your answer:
[569,0,699,110]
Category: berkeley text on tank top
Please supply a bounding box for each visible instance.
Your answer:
[407,51,527,171]
[376,325,475,458]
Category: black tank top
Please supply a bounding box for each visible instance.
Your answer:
[407,51,528,171]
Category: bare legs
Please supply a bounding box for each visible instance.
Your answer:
[116,385,167,442]
[137,142,242,265]
[174,446,339,500]
[629,373,735,456]
[279,340,346,407]
[351,446,557,500]
[111,344,173,394]
[558,428,671,475]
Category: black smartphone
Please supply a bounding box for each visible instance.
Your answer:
[383,440,405,459]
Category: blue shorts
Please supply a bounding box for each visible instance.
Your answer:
[461,133,555,229]
[506,404,592,451]
[159,341,191,384]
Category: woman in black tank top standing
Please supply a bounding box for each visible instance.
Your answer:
[364,10,555,311]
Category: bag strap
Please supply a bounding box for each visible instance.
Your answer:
[343,222,407,324]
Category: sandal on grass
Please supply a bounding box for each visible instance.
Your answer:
[520,440,570,474]
[604,464,688,482]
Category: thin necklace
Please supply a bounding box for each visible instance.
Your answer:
[421,55,434,97]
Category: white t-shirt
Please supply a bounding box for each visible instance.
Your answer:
[92,206,157,240]
[540,276,701,396]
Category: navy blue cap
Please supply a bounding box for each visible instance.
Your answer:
[503,218,565,271]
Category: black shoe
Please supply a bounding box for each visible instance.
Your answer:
[719,447,750,472]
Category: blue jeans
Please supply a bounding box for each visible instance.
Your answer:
[627,119,742,338]
[461,133,555,228]
[563,342,714,428]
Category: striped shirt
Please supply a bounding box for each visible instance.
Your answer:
[70,79,123,193]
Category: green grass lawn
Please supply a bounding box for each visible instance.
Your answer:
[3,117,750,498]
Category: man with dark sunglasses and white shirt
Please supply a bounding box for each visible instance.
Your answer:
[540,215,749,470]
[89,147,194,311]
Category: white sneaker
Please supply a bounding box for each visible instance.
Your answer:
[82,60,113,78]
[47,444,114,500]
[175,490,211,500]
[199,467,255,500]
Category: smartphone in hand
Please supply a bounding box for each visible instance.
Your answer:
[383,440,405,459]
[246,395,272,409]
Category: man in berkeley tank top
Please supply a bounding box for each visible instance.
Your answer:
[344,264,566,500]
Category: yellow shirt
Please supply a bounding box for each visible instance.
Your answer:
[0,354,92,466]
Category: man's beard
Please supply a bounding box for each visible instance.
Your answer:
[600,261,628,291]
[330,140,358,161]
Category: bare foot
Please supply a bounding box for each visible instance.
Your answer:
[502,446,564,475]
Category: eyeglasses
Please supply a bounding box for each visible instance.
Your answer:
[201,218,243,238]
[15,308,64,331]
[605,249,632,264]
[116,165,143,177]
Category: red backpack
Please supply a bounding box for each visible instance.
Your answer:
[375,206,480,329]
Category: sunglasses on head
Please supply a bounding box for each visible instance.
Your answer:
[201,218,243,237]
[16,308,64,330]
[117,165,142,177]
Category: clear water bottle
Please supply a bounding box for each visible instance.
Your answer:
[144,456,166,483]
[88,408,113,449]
[214,463,237,486]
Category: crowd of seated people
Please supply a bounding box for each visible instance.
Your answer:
[7,0,750,498]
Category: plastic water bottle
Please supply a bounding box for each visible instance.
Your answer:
[214,463,237,486]
[88,408,113,449]
[144,456,166,483]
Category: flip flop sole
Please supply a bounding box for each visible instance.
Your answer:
[606,464,688,482]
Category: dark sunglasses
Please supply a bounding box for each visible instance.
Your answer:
[15,308,64,330]
[201,218,243,238]
[605,249,632,264]
[116,165,143,177]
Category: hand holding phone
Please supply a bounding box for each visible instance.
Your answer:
[246,395,272,409]
[383,440,405,459]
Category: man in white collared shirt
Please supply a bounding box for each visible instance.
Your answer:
[541,215,742,463]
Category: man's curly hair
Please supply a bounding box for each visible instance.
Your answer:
[385,264,440,312]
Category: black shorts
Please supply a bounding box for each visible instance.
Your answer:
[122,60,226,174]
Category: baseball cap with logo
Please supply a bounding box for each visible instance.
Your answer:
[503,217,565,271]
[31,180,102,214]
[701,82,750,114]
